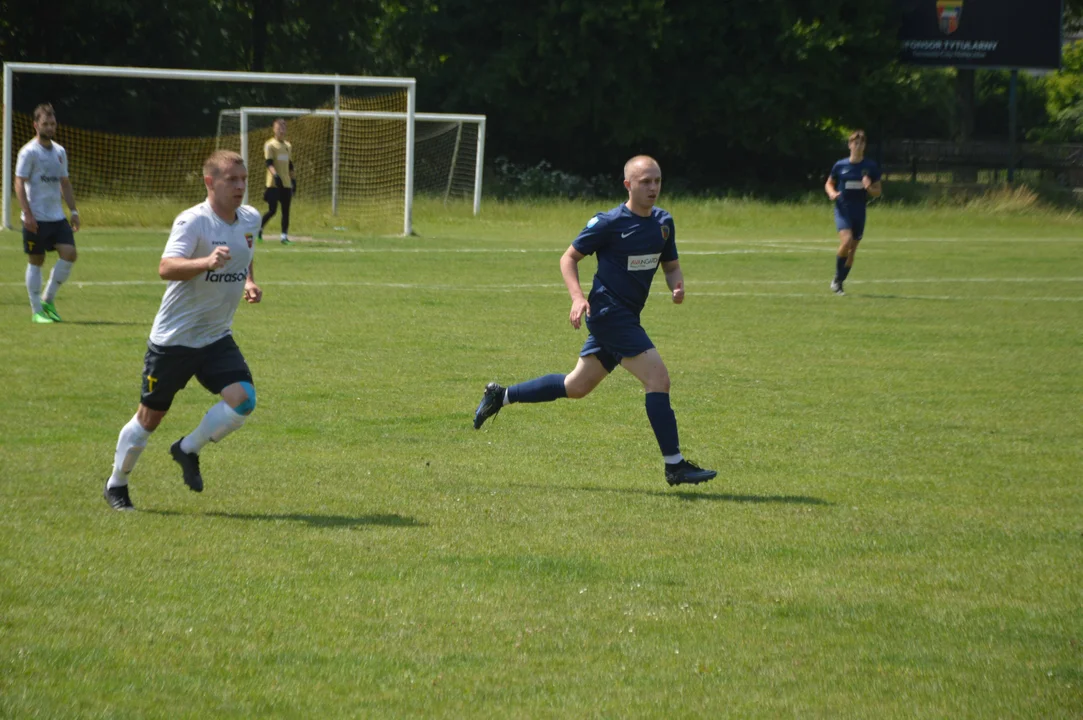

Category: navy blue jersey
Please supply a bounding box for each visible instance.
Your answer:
[830,157,881,212]
[572,204,678,314]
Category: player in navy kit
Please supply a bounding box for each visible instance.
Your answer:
[473,155,716,487]
[824,130,882,295]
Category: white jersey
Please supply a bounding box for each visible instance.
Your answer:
[149,201,261,348]
[15,138,69,222]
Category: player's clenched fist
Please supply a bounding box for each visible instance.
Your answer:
[205,246,231,270]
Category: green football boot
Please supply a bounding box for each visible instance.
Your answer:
[41,300,62,322]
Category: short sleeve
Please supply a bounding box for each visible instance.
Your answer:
[661,218,678,262]
[829,161,842,182]
[264,141,275,161]
[162,211,201,259]
[15,147,33,179]
[867,161,882,183]
[57,147,69,178]
[572,214,610,256]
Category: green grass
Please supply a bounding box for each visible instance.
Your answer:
[1,199,1081,718]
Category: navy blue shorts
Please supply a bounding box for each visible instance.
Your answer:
[23,219,75,255]
[140,335,253,412]
[579,291,655,372]
[834,207,866,241]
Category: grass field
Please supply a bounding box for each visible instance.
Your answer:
[1,197,1081,717]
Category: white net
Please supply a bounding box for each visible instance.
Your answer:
[4,66,416,234]
[217,105,483,214]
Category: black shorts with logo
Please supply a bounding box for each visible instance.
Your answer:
[23,219,75,255]
[140,335,254,412]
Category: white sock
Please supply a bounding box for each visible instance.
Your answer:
[109,415,153,487]
[281,233,288,240]
[26,264,43,314]
[663,453,684,465]
[180,400,246,454]
[502,389,511,406]
[44,258,74,303]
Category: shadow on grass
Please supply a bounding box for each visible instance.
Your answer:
[505,483,832,506]
[855,293,954,302]
[143,509,425,528]
[64,320,143,326]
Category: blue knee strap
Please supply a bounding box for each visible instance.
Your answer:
[236,382,256,415]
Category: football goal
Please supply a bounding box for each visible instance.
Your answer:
[216,106,486,215]
[2,62,418,235]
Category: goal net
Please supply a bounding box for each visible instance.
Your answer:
[3,63,417,235]
[216,105,485,216]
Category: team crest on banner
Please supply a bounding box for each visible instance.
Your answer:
[661,224,670,241]
[245,233,254,248]
[936,0,963,35]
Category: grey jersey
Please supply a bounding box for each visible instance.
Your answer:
[15,139,69,222]
[149,201,261,348]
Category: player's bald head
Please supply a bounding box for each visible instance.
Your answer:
[624,155,661,181]
[203,150,244,178]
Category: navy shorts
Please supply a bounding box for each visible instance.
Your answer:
[140,335,253,412]
[580,291,655,372]
[23,219,75,255]
[834,207,866,241]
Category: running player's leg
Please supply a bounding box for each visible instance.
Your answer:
[279,188,292,243]
[105,344,196,509]
[473,345,613,429]
[838,217,864,286]
[23,225,50,322]
[621,348,716,486]
[260,187,278,240]
[833,228,856,295]
[172,337,255,491]
[42,221,77,321]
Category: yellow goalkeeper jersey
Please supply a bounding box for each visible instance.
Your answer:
[263,138,293,188]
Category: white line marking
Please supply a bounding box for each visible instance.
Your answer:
[1,278,1078,303]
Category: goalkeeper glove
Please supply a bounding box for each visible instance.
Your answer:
[273,175,284,189]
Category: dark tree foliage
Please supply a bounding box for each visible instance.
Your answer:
[0,0,1066,192]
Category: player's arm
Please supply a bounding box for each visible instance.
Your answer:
[560,245,590,329]
[661,259,684,304]
[862,171,882,198]
[824,175,840,201]
[160,249,231,281]
[244,260,262,303]
[159,216,230,281]
[60,177,80,231]
[14,176,36,232]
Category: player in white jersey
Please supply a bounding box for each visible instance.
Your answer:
[104,150,264,511]
[15,103,81,323]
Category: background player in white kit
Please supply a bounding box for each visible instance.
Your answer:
[104,150,264,511]
[15,103,81,323]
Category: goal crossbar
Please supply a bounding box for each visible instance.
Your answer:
[223,107,486,215]
[2,62,418,234]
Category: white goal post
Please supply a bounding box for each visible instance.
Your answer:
[218,106,486,215]
[2,62,417,235]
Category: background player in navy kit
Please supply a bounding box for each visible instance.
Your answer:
[104,150,263,511]
[15,103,81,323]
[825,129,881,295]
[473,155,716,487]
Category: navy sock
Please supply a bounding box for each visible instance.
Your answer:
[835,255,847,281]
[507,374,567,404]
[839,261,853,282]
[645,392,680,457]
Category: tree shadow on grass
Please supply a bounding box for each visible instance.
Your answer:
[502,483,832,506]
[143,509,425,528]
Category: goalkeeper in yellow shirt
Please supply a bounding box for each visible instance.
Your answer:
[259,118,295,245]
